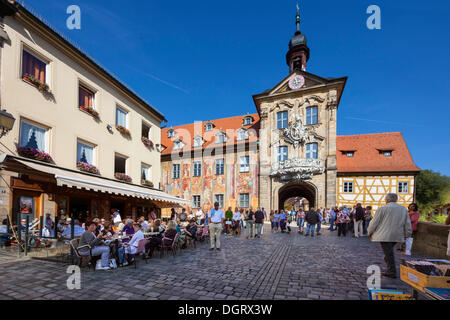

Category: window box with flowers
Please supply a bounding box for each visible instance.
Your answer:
[77,162,100,175]
[141,179,154,187]
[141,137,153,148]
[115,172,132,183]
[17,146,54,164]
[79,106,99,118]
[116,125,131,136]
[22,74,50,93]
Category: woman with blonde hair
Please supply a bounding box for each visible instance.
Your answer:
[145,220,177,258]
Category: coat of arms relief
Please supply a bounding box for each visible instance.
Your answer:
[271,113,325,182]
[281,113,324,148]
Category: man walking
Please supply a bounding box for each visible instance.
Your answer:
[208,202,224,251]
[354,203,365,238]
[368,193,412,278]
[245,207,255,239]
[254,207,265,238]
[305,207,319,237]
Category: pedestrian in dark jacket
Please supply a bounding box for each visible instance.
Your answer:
[305,208,319,237]
[254,208,265,238]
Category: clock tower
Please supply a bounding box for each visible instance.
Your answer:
[253,7,347,212]
[286,8,310,72]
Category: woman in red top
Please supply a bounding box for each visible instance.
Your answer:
[405,203,420,255]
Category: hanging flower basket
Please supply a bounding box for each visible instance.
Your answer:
[116,125,131,136]
[141,137,154,148]
[23,74,50,93]
[115,172,132,182]
[17,146,54,163]
[141,179,154,187]
[77,162,100,175]
[79,106,99,118]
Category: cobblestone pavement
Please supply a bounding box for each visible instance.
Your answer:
[0,223,416,300]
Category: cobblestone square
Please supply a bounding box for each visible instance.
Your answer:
[0,224,414,300]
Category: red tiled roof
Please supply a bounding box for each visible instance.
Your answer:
[336,132,420,173]
[161,114,260,156]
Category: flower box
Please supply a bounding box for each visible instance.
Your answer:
[17,146,54,163]
[79,106,99,118]
[141,179,154,187]
[116,125,131,136]
[23,74,50,93]
[77,161,100,175]
[141,137,154,148]
[115,172,132,182]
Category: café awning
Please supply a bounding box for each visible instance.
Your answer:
[0,154,189,208]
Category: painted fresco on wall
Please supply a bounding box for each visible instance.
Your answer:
[161,151,259,212]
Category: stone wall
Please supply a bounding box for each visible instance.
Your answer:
[413,221,450,259]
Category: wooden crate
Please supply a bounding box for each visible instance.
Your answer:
[400,265,450,292]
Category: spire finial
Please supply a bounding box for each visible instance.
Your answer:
[296,3,300,33]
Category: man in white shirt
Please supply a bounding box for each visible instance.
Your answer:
[232,208,241,235]
[196,209,204,225]
[208,202,224,251]
[112,209,122,227]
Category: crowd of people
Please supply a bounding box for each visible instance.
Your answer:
[2,194,432,278]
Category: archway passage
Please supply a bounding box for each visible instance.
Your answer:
[278,183,316,211]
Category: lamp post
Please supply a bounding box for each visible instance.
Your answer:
[0,109,15,138]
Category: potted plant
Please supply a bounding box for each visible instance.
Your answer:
[23,74,50,92]
[141,136,154,148]
[141,179,154,187]
[17,146,54,163]
[77,161,100,175]
[116,125,131,136]
[115,172,132,183]
[79,106,99,118]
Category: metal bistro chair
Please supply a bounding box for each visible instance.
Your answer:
[69,239,96,271]
[128,238,149,269]
[160,233,178,258]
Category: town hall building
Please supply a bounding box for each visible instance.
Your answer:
[161,10,420,214]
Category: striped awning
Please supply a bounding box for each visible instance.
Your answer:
[0,154,189,207]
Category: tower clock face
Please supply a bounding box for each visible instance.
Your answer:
[288,75,305,90]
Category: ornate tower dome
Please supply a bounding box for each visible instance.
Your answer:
[286,7,310,73]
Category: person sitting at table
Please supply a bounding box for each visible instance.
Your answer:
[118,223,144,266]
[185,219,198,242]
[138,216,149,232]
[92,218,101,236]
[122,219,134,235]
[175,222,187,249]
[144,220,177,258]
[78,221,110,271]
[150,219,162,233]
[117,218,126,233]
[61,219,85,238]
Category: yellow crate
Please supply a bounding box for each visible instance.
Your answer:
[400,265,450,292]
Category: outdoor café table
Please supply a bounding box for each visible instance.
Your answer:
[143,232,160,237]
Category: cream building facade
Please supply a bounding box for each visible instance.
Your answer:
[0,1,187,225]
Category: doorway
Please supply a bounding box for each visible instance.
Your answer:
[278,182,316,211]
[69,197,91,222]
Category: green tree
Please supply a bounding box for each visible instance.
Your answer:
[416,169,450,216]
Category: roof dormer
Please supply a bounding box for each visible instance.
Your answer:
[193,134,205,147]
[173,138,185,150]
[215,130,227,144]
[237,127,249,141]
[243,115,254,126]
[167,128,176,138]
[204,121,215,132]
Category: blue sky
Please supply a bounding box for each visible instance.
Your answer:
[24,0,450,175]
